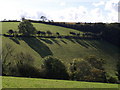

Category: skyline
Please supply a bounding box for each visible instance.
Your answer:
[0,0,119,22]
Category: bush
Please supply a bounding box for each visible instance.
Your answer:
[107,76,118,83]
[117,59,120,81]
[69,58,92,81]
[16,52,34,64]
[41,56,69,80]
[2,43,15,76]
[2,52,40,78]
[7,29,14,35]
[69,58,107,82]
[15,52,40,77]
[2,51,44,78]
[88,68,106,82]
[2,61,19,76]
[17,63,40,78]
[85,55,105,70]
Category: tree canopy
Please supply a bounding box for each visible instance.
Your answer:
[18,20,36,36]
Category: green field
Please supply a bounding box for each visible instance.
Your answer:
[2,76,119,88]
[2,22,82,35]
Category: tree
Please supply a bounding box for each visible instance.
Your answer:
[40,16,47,22]
[18,20,36,36]
[77,33,80,37]
[2,43,14,75]
[69,58,106,82]
[85,55,105,70]
[16,52,40,77]
[7,29,14,36]
[21,17,25,21]
[41,56,69,79]
[117,58,120,81]
[69,59,92,81]
[37,31,41,36]
[56,32,60,36]
[2,43,14,64]
[46,31,52,36]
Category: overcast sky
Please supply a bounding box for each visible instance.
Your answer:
[0,0,119,22]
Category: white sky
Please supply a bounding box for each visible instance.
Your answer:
[0,0,119,22]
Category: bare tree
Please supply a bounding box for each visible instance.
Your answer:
[2,43,14,64]
[16,52,34,65]
[40,16,47,22]
[2,43,14,75]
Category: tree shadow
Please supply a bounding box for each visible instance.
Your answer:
[74,39,89,48]
[40,38,53,44]
[86,40,98,49]
[85,40,119,56]
[60,39,67,44]
[9,37,20,44]
[81,40,91,47]
[65,38,90,48]
[67,39,76,43]
[50,38,61,46]
[91,40,117,55]
[22,37,53,58]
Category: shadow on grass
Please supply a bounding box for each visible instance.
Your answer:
[22,37,53,58]
[82,40,120,56]
[40,38,53,44]
[74,39,89,48]
[9,37,20,44]
[86,40,98,49]
[66,38,89,48]
[81,40,91,47]
[50,38,61,46]
[67,39,76,43]
[88,40,117,56]
[60,39,67,44]
[40,38,67,45]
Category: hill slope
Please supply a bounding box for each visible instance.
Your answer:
[2,22,119,78]
[2,22,82,34]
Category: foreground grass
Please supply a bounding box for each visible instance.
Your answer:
[2,76,119,88]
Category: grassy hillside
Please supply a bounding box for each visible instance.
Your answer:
[2,22,119,78]
[2,22,82,35]
[2,76,119,88]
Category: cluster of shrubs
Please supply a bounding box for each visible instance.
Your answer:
[69,56,106,82]
[117,59,120,83]
[2,52,39,77]
[4,51,120,83]
[41,56,69,79]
